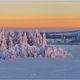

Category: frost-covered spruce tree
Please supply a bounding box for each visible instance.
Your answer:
[9,35,14,48]
[0,32,9,59]
[22,32,29,57]
[43,32,47,47]
[37,32,47,57]
[23,32,28,47]
[27,32,36,57]
[27,32,34,46]
[1,32,7,49]
[10,32,15,44]
[0,32,2,47]
[36,30,42,47]
[15,32,24,57]
[8,36,16,59]
[0,32,3,59]
[13,32,23,58]
[35,30,46,57]
[33,31,37,46]
[0,32,2,53]
[19,32,23,45]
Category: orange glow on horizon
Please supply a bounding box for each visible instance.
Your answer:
[0,18,80,29]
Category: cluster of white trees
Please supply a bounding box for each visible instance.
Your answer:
[0,30,72,60]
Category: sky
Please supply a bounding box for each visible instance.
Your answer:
[0,0,80,29]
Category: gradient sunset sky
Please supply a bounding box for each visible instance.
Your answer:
[0,0,80,29]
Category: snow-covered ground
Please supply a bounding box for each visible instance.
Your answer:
[0,45,80,79]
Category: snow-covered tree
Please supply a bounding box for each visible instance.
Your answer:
[21,32,29,57]
[1,32,7,49]
[7,35,16,59]
[19,32,23,45]
[43,32,47,47]
[9,36,14,48]
[36,32,42,47]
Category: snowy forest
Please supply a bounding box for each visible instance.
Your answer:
[0,29,72,60]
